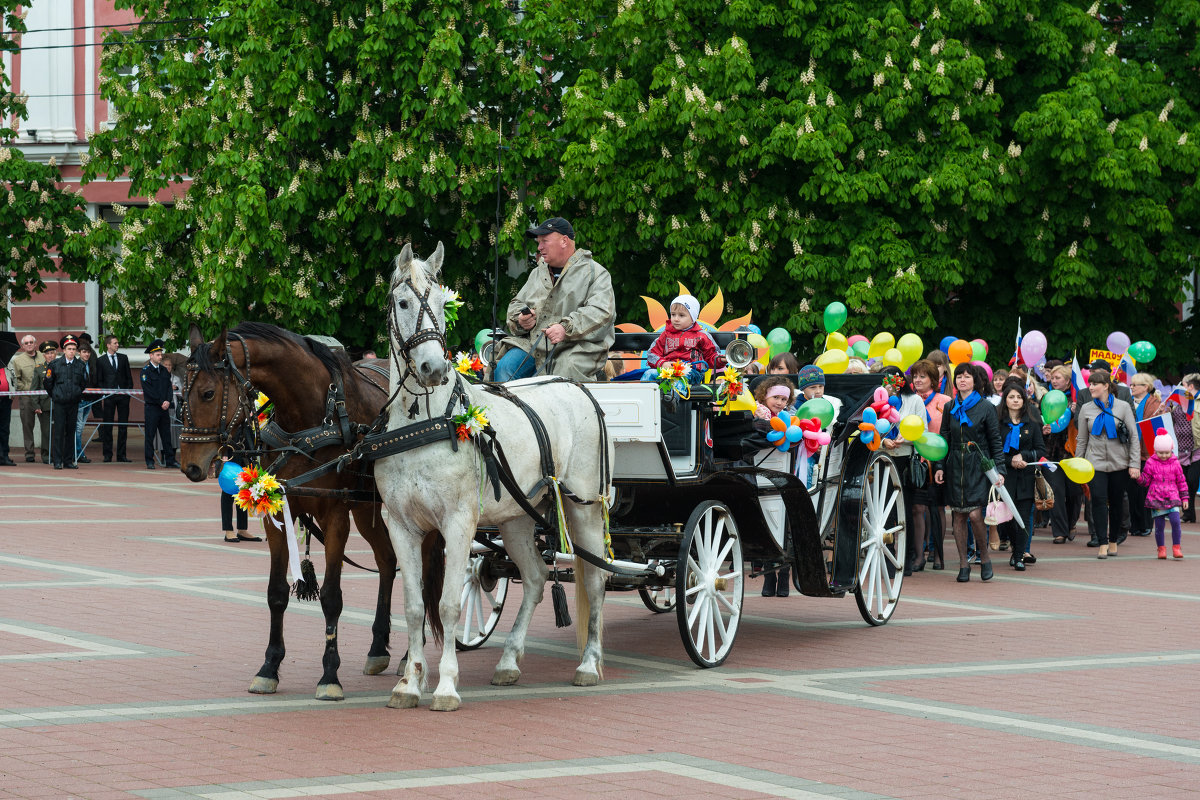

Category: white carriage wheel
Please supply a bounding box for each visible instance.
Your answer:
[676,501,744,668]
[854,454,906,626]
[638,585,676,613]
[455,552,509,651]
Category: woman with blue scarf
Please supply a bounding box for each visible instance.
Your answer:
[997,380,1045,571]
[934,363,1007,582]
[1076,369,1141,558]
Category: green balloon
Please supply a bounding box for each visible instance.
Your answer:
[1128,340,1157,363]
[970,341,987,362]
[1041,389,1068,425]
[798,397,835,428]
[914,432,949,461]
[850,341,870,359]
[823,302,848,333]
[766,327,793,358]
[474,328,493,354]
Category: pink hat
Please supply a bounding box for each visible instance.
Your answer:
[1154,434,1174,453]
[766,384,792,400]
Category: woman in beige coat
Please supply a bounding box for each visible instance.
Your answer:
[1076,369,1141,558]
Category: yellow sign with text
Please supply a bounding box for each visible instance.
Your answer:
[1089,349,1135,372]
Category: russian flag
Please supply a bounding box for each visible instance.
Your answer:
[1071,354,1087,402]
[1116,353,1138,384]
[1167,390,1195,420]
[1137,413,1175,454]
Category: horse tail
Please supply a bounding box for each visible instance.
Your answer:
[422,533,446,645]
[574,555,604,681]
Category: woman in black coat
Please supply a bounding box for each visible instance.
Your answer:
[996,379,1045,571]
[933,363,1007,582]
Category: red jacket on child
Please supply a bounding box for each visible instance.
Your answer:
[648,323,723,370]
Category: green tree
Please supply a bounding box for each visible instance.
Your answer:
[78,0,562,350]
[533,0,1198,369]
[1,2,91,324]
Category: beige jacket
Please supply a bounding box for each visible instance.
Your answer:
[9,351,46,391]
[1076,397,1140,472]
[501,249,616,381]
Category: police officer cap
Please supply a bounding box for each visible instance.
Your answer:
[39,340,57,354]
[526,217,575,240]
[144,338,166,354]
[60,334,78,349]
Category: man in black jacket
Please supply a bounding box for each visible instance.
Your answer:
[96,334,134,462]
[141,339,178,470]
[43,335,89,469]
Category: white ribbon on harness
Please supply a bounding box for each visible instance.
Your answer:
[264,493,303,583]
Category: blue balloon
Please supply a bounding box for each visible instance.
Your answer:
[786,425,804,443]
[877,420,892,436]
[767,430,785,443]
[747,324,761,335]
[218,461,244,495]
[939,335,956,354]
[862,408,877,424]
[1049,407,1072,434]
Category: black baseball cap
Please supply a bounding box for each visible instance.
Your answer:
[526,217,575,239]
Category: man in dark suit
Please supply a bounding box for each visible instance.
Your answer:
[141,338,179,470]
[96,334,134,462]
[43,335,89,469]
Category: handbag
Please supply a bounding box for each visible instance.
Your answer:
[984,485,1014,526]
[1034,467,1055,511]
[909,456,930,490]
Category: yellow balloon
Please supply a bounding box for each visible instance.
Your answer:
[899,414,925,442]
[825,332,848,352]
[897,333,924,368]
[746,333,768,350]
[867,332,895,359]
[726,387,757,412]
[1060,458,1095,485]
[814,349,849,374]
[883,347,904,368]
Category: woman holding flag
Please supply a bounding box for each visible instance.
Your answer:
[1077,369,1141,558]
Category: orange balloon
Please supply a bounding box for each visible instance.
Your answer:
[948,339,973,365]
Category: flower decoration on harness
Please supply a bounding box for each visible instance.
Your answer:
[453,351,485,377]
[720,365,744,398]
[442,287,463,332]
[254,392,273,426]
[452,404,490,442]
[234,464,285,517]
[656,359,692,396]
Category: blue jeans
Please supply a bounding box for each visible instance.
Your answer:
[493,348,537,382]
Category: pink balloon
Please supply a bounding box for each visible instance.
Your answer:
[1019,330,1047,366]
[971,338,989,355]
[1106,331,1130,354]
[971,360,993,381]
[846,335,868,347]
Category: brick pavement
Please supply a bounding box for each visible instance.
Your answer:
[1,461,1198,799]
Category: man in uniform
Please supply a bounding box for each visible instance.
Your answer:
[492,217,616,382]
[96,334,134,462]
[8,335,52,463]
[42,335,89,469]
[141,339,179,470]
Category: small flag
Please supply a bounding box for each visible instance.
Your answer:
[1071,354,1087,402]
[1137,413,1175,453]
[1166,390,1195,420]
[1115,353,1138,384]
[1012,317,1023,366]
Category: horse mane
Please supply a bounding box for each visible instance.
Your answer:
[192,321,350,381]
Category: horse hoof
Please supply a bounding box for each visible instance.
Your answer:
[430,694,461,712]
[248,676,278,694]
[491,668,521,686]
[315,684,344,701]
[363,655,391,675]
[387,692,420,709]
[572,669,600,687]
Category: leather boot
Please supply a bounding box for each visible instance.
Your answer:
[775,567,790,597]
[761,569,776,597]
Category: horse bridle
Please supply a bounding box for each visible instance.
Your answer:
[180,334,258,456]
[386,276,449,415]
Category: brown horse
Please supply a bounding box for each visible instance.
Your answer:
[179,322,398,700]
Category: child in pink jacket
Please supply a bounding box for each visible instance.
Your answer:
[1138,434,1189,559]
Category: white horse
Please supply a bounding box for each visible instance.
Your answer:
[374,241,613,711]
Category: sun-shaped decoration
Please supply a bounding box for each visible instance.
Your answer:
[613,282,753,374]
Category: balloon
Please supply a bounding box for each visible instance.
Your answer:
[883,348,904,368]
[1061,457,1095,485]
[786,424,804,444]
[746,332,768,351]
[815,350,849,373]
[726,387,757,412]
[766,327,793,358]
[939,335,957,354]
[823,301,848,333]
[218,461,244,495]
[899,414,925,442]
[1049,406,1072,434]
[868,332,895,359]
[914,432,949,461]
[1129,340,1156,363]
[970,339,987,362]
[474,328,492,354]
[1041,389,1069,424]
[1019,330,1047,366]
[876,419,892,436]
[847,334,868,348]
[1106,331,1130,354]
[825,332,848,352]
[746,324,761,335]
[798,397,835,428]
[850,341,870,360]
[896,333,924,368]
[971,360,992,381]
[947,339,973,365]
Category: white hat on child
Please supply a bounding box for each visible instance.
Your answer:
[1154,434,1174,453]
[670,295,701,327]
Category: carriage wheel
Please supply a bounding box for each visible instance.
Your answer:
[455,553,509,651]
[638,585,676,613]
[676,501,744,668]
[853,453,906,626]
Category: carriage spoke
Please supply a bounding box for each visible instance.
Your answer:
[714,590,739,614]
[704,604,716,659]
[714,537,734,566]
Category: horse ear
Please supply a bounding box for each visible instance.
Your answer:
[426,241,444,280]
[188,324,205,350]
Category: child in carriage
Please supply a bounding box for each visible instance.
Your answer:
[640,295,724,385]
[753,376,796,421]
